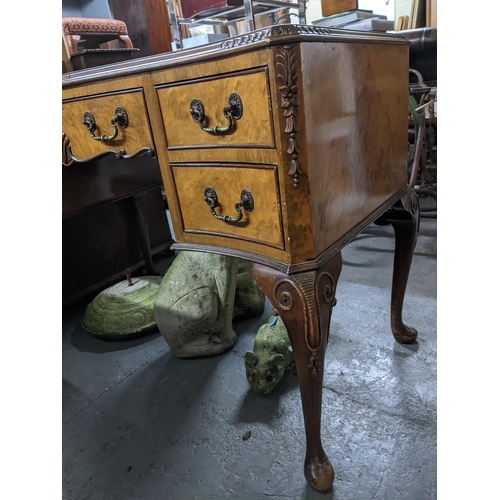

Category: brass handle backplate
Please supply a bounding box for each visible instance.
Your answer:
[204,186,254,223]
[83,106,128,141]
[190,92,243,135]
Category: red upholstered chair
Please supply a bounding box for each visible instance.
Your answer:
[62,17,133,55]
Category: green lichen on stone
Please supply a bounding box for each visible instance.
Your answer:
[245,315,295,395]
[154,251,240,358]
[154,252,266,358]
[82,276,163,339]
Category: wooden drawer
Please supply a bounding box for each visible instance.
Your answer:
[172,164,284,249]
[62,89,155,163]
[156,68,275,151]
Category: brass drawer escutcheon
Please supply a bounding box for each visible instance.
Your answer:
[83,106,128,142]
[190,92,243,135]
[204,186,254,223]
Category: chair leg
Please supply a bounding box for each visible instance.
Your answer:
[119,35,133,49]
[65,34,78,54]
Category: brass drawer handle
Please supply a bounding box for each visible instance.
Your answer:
[82,107,128,141]
[204,186,254,223]
[190,92,243,135]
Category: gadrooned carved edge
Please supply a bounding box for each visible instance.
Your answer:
[276,44,302,188]
[62,133,155,166]
[221,28,271,49]
[221,24,408,49]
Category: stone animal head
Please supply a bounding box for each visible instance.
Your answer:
[244,351,286,395]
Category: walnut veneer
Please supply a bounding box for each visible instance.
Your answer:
[62,25,419,492]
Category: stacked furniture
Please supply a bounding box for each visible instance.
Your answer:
[169,0,306,46]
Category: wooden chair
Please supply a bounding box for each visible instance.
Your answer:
[402,28,437,207]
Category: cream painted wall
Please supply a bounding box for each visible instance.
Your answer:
[304,0,324,23]
[358,0,395,19]
[394,0,412,20]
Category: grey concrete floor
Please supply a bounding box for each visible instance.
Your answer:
[62,212,437,500]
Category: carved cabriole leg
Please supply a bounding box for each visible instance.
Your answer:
[386,190,420,343]
[253,252,342,492]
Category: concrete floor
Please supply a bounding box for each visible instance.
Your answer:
[62,212,437,500]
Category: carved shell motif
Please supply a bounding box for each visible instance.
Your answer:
[276,44,302,188]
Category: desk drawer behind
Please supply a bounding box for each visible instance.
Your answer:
[62,89,155,163]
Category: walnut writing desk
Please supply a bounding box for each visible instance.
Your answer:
[62,25,419,493]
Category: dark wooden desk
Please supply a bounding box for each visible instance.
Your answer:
[62,25,419,492]
[62,152,174,306]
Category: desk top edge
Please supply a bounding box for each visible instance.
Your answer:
[62,24,408,88]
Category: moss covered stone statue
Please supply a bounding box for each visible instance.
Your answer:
[154,251,264,358]
[244,315,295,395]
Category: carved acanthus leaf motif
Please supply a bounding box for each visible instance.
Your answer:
[276,44,302,188]
[255,254,341,380]
[272,272,322,379]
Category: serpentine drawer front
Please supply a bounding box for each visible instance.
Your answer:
[172,164,284,249]
[62,86,155,164]
[155,68,275,154]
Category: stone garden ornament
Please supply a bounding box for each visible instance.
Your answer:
[82,273,162,339]
[154,251,264,358]
[245,315,295,394]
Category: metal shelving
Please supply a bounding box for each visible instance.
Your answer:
[167,0,307,49]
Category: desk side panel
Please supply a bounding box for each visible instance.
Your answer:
[301,42,409,257]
